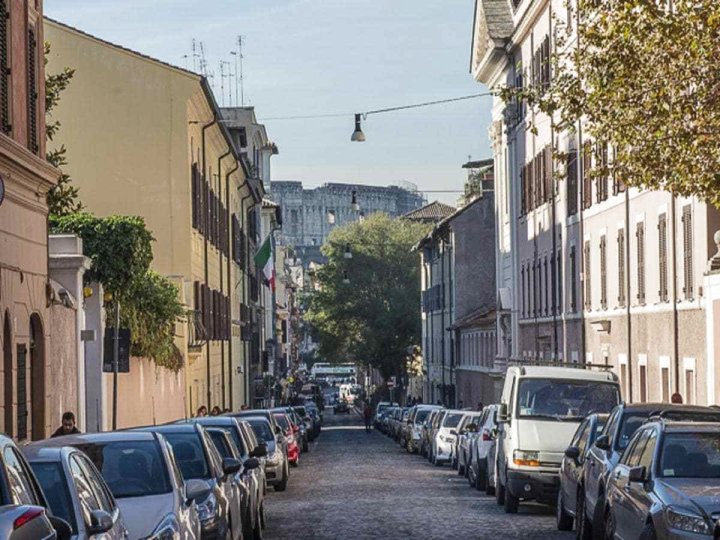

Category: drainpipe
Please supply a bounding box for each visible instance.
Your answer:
[217,149,232,410]
[624,184,632,402]
[671,192,680,393]
[440,238,446,406]
[225,158,239,411]
[202,113,217,410]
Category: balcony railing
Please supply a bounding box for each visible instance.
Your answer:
[187,310,208,351]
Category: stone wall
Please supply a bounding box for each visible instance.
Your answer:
[47,304,79,434]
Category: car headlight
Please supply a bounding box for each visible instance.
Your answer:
[665,507,710,534]
[196,492,218,522]
[148,513,180,540]
[513,450,541,467]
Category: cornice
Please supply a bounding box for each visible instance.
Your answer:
[0,134,59,192]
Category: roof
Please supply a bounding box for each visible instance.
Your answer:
[452,305,496,330]
[463,158,494,169]
[403,201,456,222]
[480,0,514,40]
[413,196,484,251]
[262,198,279,209]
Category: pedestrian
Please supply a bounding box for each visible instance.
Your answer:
[671,392,683,404]
[363,401,373,433]
[51,411,81,438]
[196,405,208,417]
[477,402,484,412]
[210,406,221,416]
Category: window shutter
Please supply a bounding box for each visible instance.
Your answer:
[27,26,38,154]
[556,251,562,314]
[544,256,550,315]
[566,148,578,216]
[658,213,668,301]
[600,235,607,309]
[521,266,526,317]
[0,1,9,134]
[582,141,593,209]
[584,240,591,310]
[636,222,646,304]
[683,205,693,299]
[617,229,626,306]
[570,246,577,312]
[520,165,526,215]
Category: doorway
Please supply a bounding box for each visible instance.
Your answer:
[29,314,45,440]
[2,312,11,437]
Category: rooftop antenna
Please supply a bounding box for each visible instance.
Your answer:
[220,60,232,107]
[191,39,201,73]
[230,35,245,106]
[219,61,226,106]
[199,41,209,77]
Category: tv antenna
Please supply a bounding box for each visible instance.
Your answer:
[230,35,245,106]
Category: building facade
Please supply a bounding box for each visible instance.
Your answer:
[45,18,263,424]
[471,0,720,405]
[0,0,62,441]
[270,181,425,264]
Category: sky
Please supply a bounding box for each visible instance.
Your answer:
[46,0,493,205]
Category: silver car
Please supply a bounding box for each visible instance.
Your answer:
[45,431,205,540]
[23,445,128,539]
[605,417,720,539]
[245,416,289,492]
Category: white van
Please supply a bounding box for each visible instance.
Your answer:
[494,365,620,514]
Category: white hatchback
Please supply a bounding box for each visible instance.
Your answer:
[432,410,466,466]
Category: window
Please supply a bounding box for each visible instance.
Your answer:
[69,455,102,527]
[682,205,693,299]
[532,35,551,91]
[556,251,563,314]
[595,142,608,203]
[566,148,578,216]
[30,462,76,533]
[639,363,647,402]
[237,127,248,148]
[521,265,526,317]
[661,365,670,403]
[544,256,550,315]
[612,147,626,195]
[584,240,591,310]
[164,433,212,480]
[570,246,577,312]
[636,221,646,305]
[600,235,607,309]
[619,358,628,400]
[582,141,593,209]
[658,213,668,302]
[685,368,696,405]
[621,429,650,466]
[26,26,38,154]
[3,447,37,505]
[638,430,657,471]
[513,58,524,124]
[0,0,10,134]
[618,228,626,307]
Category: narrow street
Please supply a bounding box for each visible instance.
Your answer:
[264,410,573,540]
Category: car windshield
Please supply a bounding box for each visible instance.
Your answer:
[415,410,431,423]
[29,462,77,533]
[76,440,172,498]
[163,433,211,480]
[209,431,232,459]
[517,379,619,420]
[443,413,464,428]
[660,433,720,478]
[248,420,275,442]
[274,414,290,431]
[616,413,652,450]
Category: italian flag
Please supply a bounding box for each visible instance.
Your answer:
[254,235,275,291]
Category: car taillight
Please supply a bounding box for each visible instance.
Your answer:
[14,508,44,529]
[482,429,491,441]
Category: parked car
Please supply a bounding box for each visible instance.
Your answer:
[0,434,71,540]
[604,413,720,539]
[455,412,482,475]
[273,407,309,453]
[579,403,713,538]
[406,405,442,454]
[333,401,350,414]
[272,412,300,467]
[41,431,205,540]
[556,413,608,531]
[245,416,289,492]
[292,406,317,441]
[424,409,446,460]
[420,409,442,457]
[494,366,621,514]
[431,410,464,466]
[374,402,393,428]
[205,428,263,540]
[228,410,281,436]
[178,416,267,538]
[136,423,244,540]
[304,402,323,432]
[397,408,411,446]
[23,444,128,540]
[468,404,499,493]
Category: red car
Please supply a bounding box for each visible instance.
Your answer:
[273,412,301,466]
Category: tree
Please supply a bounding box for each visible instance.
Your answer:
[45,42,82,216]
[499,0,720,205]
[306,213,430,380]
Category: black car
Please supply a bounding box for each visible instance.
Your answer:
[556,413,608,531]
[135,423,244,540]
[334,401,350,414]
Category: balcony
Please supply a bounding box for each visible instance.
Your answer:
[187,310,208,352]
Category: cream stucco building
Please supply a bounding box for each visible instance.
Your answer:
[45,18,264,426]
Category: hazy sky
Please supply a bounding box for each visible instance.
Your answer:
[46,0,493,205]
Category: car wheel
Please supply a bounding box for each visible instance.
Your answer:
[274,465,289,492]
[477,464,487,491]
[253,507,264,540]
[556,490,573,531]
[603,506,616,540]
[576,489,592,540]
[458,461,465,476]
[485,475,495,496]
[638,522,657,540]
[260,501,267,529]
[592,492,606,540]
[242,508,253,540]
[503,474,519,514]
[495,476,506,506]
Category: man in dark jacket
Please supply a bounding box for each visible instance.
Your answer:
[51,411,81,437]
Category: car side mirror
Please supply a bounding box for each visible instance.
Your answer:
[87,509,114,535]
[243,457,261,471]
[466,423,477,432]
[564,446,581,462]
[185,478,212,504]
[48,515,73,540]
[595,435,611,451]
[628,465,647,483]
[250,444,268,458]
[222,457,242,475]
[496,403,509,424]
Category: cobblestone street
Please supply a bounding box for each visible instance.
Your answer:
[264,410,574,540]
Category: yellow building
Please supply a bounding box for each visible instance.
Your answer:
[44,18,263,424]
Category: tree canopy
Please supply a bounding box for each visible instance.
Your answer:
[499,0,720,205]
[306,213,430,380]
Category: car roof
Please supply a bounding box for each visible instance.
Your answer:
[657,421,720,433]
[244,416,271,425]
[443,409,465,415]
[22,445,71,462]
[28,431,159,448]
[508,365,618,382]
[179,417,238,427]
[135,423,200,434]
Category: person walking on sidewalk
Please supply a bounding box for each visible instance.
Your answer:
[363,401,373,433]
